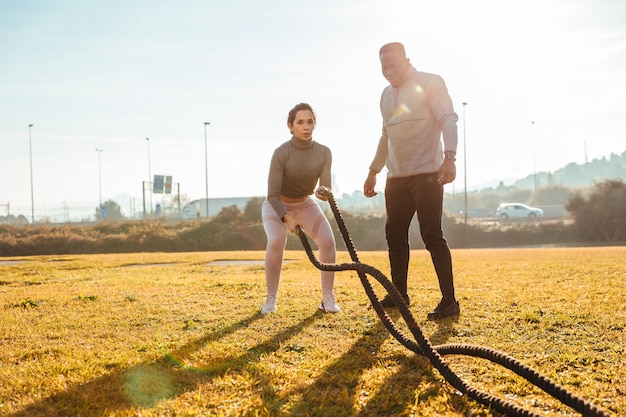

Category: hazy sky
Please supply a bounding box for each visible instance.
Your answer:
[1,0,625,220]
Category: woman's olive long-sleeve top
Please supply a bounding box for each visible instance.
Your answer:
[267,136,332,219]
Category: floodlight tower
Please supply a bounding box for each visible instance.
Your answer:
[462,102,468,225]
[96,149,103,206]
[146,138,152,215]
[28,124,35,224]
[204,122,211,217]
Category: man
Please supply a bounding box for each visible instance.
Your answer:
[363,42,460,320]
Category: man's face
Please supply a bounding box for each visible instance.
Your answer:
[380,51,410,88]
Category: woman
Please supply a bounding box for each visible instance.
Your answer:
[261,102,339,314]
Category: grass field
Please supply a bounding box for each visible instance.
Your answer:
[1,247,624,416]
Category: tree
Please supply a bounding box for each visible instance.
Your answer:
[243,197,263,223]
[0,214,29,225]
[161,193,189,217]
[565,179,626,242]
[95,200,126,221]
[534,185,573,205]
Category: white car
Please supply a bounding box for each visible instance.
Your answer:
[496,203,544,220]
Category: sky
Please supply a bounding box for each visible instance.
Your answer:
[1,0,625,221]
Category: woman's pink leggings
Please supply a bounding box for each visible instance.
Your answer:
[262,198,336,297]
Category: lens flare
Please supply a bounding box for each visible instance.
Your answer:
[122,364,176,407]
[390,103,411,122]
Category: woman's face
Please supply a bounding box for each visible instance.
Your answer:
[288,110,316,141]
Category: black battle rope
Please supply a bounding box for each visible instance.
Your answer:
[296,189,610,417]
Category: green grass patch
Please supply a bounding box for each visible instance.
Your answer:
[0,248,624,416]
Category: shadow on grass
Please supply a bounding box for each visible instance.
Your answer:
[283,319,434,417]
[7,311,321,416]
[8,308,467,416]
[429,316,461,345]
[282,311,469,417]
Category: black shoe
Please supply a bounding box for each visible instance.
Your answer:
[427,298,460,320]
[379,293,410,308]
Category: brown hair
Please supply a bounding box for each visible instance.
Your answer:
[287,103,316,125]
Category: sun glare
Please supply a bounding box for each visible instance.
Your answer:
[390,103,411,122]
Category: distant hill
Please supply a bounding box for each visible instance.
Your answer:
[493,149,626,191]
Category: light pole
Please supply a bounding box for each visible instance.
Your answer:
[146,138,152,215]
[28,124,34,224]
[204,122,210,217]
[530,120,537,192]
[462,102,468,225]
[95,149,103,206]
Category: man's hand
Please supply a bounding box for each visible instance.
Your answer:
[364,170,378,197]
[438,159,457,184]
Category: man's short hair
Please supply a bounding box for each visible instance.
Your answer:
[379,42,406,57]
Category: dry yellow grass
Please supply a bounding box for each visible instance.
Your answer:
[0,247,624,416]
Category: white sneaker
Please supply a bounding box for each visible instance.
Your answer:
[261,295,277,314]
[319,293,340,313]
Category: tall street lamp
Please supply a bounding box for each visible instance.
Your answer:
[96,148,103,206]
[204,122,210,218]
[530,120,537,192]
[146,138,152,215]
[28,124,34,224]
[462,102,468,225]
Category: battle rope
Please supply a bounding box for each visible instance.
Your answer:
[296,189,611,417]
